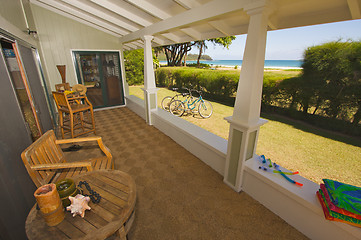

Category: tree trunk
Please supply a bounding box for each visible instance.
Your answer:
[352,103,361,125]
[197,44,203,67]
[163,43,194,66]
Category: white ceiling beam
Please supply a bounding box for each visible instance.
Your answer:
[125,0,171,20]
[59,0,139,32]
[208,20,232,36]
[174,0,201,9]
[180,27,202,40]
[89,0,153,27]
[31,0,126,36]
[347,0,361,19]
[120,0,252,43]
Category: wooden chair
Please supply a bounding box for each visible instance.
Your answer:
[52,91,96,139]
[21,130,114,188]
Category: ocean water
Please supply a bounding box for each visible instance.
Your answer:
[160,60,303,69]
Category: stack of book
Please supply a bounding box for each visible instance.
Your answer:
[317,179,361,228]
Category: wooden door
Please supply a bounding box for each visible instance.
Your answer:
[16,43,53,132]
[73,51,125,108]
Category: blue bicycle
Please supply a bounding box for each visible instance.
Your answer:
[169,88,213,118]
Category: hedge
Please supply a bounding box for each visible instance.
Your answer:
[155,67,238,98]
[154,66,361,136]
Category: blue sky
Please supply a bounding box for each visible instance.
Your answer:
[189,19,361,60]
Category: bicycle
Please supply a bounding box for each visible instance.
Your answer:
[169,88,213,118]
[161,88,190,111]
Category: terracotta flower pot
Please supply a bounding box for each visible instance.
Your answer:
[34,183,64,226]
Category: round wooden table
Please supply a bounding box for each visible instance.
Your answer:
[26,170,136,240]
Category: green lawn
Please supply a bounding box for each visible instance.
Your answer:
[129,85,361,187]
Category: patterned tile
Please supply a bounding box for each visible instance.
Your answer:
[67,107,308,240]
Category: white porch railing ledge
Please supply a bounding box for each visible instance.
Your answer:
[154,108,227,156]
[126,95,146,119]
[152,108,227,175]
[242,157,361,240]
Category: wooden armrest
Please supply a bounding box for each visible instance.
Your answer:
[56,137,113,167]
[56,136,101,144]
[31,161,93,171]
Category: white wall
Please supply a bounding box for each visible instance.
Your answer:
[0,0,37,47]
[30,4,123,90]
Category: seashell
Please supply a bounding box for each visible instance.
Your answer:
[66,194,91,218]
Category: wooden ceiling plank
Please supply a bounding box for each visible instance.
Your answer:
[180,27,202,40]
[59,0,139,32]
[160,33,180,43]
[89,0,153,27]
[32,0,127,36]
[125,42,138,49]
[125,0,171,20]
[208,20,232,36]
[120,0,250,43]
[153,36,166,45]
[132,41,144,47]
[347,0,361,19]
[174,0,201,9]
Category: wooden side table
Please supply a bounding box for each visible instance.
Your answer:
[26,170,136,240]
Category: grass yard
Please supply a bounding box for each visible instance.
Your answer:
[129,75,361,187]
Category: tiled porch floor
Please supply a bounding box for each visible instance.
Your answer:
[69,107,308,239]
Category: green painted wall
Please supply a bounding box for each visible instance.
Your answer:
[31,4,123,90]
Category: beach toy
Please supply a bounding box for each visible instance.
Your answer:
[258,155,303,186]
[273,163,303,186]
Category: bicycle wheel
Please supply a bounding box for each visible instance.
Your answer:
[198,100,213,118]
[161,96,173,111]
[169,100,185,117]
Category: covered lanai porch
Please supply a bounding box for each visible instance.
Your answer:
[75,106,307,239]
[1,0,361,239]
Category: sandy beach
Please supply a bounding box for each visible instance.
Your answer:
[211,66,301,71]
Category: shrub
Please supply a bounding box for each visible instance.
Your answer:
[301,40,361,123]
[123,49,144,85]
[186,63,211,68]
[155,67,238,99]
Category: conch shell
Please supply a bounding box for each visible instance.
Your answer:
[66,194,91,218]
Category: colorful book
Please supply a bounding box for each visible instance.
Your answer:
[320,184,361,220]
[317,190,361,228]
[323,179,361,215]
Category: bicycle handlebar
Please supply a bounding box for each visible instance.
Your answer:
[172,86,202,97]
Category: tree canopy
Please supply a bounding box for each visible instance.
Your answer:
[159,36,236,66]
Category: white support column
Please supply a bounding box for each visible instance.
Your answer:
[224,3,272,192]
[119,43,129,98]
[141,35,158,125]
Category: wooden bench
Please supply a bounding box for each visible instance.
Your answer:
[21,130,114,187]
